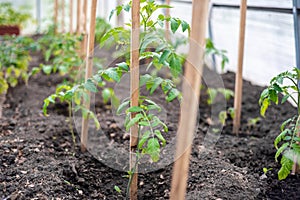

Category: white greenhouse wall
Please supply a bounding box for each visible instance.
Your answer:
[0,0,297,87]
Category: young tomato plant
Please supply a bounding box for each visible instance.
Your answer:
[38,31,83,79]
[0,35,39,117]
[259,67,300,180]
[0,2,31,27]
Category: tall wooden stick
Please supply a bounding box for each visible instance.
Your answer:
[130,1,140,199]
[70,0,73,33]
[165,0,170,40]
[54,0,58,34]
[81,0,88,59]
[80,0,97,152]
[61,0,65,33]
[170,0,209,199]
[233,0,247,134]
[76,0,81,33]
[83,0,88,32]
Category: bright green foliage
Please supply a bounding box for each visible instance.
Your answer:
[114,185,122,193]
[206,38,229,71]
[0,35,38,94]
[95,17,112,44]
[0,2,31,27]
[247,117,261,127]
[259,68,300,180]
[117,97,168,162]
[102,0,190,78]
[38,31,83,79]
[140,74,182,101]
[259,68,300,117]
[207,88,234,105]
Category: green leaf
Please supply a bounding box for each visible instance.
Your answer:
[126,113,143,131]
[117,100,130,115]
[45,49,52,61]
[260,98,270,117]
[140,74,152,87]
[181,20,190,32]
[169,54,182,78]
[150,77,163,94]
[170,18,180,33]
[273,83,283,92]
[218,110,227,126]
[269,89,278,104]
[102,68,121,82]
[89,110,101,130]
[144,99,161,111]
[116,62,129,71]
[228,107,235,119]
[42,65,53,75]
[145,138,160,162]
[166,88,180,102]
[274,129,290,149]
[127,106,143,113]
[217,88,234,101]
[102,88,112,103]
[259,88,269,105]
[207,88,218,105]
[281,94,290,104]
[159,50,171,64]
[280,118,292,132]
[114,185,121,193]
[138,130,151,149]
[278,155,293,180]
[275,142,289,162]
[84,79,98,92]
[154,130,166,147]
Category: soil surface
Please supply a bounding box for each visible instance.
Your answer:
[1,50,300,200]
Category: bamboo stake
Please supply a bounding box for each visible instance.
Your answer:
[170,0,210,199]
[83,0,88,32]
[130,1,140,199]
[233,0,247,134]
[61,0,65,33]
[70,0,73,33]
[165,0,170,40]
[76,0,81,34]
[54,0,58,34]
[81,0,88,59]
[80,0,98,152]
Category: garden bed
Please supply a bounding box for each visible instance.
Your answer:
[0,51,300,200]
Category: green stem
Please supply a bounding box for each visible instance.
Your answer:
[68,102,76,148]
[126,126,141,200]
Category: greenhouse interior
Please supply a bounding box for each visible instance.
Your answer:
[1,0,300,199]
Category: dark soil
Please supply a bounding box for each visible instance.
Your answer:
[1,50,300,200]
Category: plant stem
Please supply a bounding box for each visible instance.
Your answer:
[68,102,76,148]
[126,126,141,200]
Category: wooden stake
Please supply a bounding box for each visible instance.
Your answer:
[80,0,97,152]
[165,0,170,40]
[61,0,65,33]
[130,1,140,199]
[83,0,88,32]
[54,0,58,34]
[170,0,209,199]
[233,0,247,134]
[76,0,81,34]
[70,0,73,33]
[81,0,88,59]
